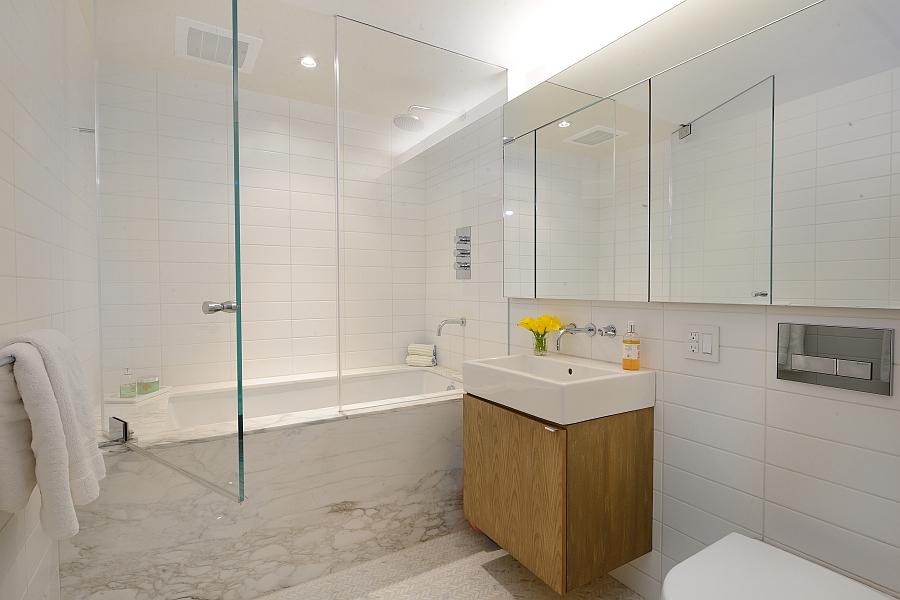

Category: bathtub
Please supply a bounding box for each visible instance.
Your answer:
[162,366,463,432]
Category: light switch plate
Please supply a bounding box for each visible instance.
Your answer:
[684,324,719,362]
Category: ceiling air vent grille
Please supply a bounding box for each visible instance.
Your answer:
[176,17,262,73]
[564,125,627,147]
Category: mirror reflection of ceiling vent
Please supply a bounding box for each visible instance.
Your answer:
[175,17,262,73]
[564,125,627,147]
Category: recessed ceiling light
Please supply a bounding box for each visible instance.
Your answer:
[558,121,571,128]
[299,57,318,68]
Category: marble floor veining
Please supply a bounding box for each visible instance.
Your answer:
[258,528,644,600]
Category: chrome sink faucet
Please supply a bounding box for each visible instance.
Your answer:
[555,322,616,351]
[436,317,466,336]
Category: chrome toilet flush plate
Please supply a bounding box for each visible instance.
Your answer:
[777,323,893,396]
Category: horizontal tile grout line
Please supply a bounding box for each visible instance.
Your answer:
[763,498,900,553]
[663,463,763,502]
[765,462,900,505]
[763,423,900,457]
[661,429,765,467]
[664,493,760,536]
[658,502,757,549]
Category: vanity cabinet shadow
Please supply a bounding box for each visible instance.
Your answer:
[462,394,653,595]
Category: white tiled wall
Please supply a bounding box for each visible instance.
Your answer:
[99,60,479,390]
[0,0,96,595]
[425,108,510,370]
[507,298,900,599]
[339,113,429,370]
[0,489,61,600]
[534,142,650,301]
[97,62,342,391]
[773,67,900,307]
[501,136,535,298]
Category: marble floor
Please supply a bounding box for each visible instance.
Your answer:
[258,528,643,600]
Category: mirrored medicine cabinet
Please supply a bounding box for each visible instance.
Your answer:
[503,0,900,308]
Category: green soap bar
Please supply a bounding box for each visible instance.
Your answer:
[137,378,159,394]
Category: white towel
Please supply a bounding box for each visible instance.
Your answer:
[881,330,892,383]
[777,324,806,369]
[406,355,436,367]
[408,344,436,357]
[0,330,105,539]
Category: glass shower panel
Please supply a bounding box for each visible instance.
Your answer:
[335,18,506,395]
[232,3,337,390]
[652,77,774,304]
[96,0,243,500]
[503,132,536,298]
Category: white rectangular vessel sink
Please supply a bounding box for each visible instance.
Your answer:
[462,354,655,425]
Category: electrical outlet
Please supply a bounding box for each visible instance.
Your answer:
[684,324,719,362]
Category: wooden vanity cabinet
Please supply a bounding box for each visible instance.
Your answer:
[463,393,653,595]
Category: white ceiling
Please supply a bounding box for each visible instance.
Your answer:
[278,0,685,89]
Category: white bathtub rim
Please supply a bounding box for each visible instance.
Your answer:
[138,389,463,448]
[128,365,464,447]
[164,364,463,399]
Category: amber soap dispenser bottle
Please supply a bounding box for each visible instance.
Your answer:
[622,321,640,370]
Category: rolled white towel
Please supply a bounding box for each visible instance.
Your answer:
[408,343,436,357]
[406,355,436,367]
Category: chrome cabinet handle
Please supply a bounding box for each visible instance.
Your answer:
[202,300,240,314]
[544,426,561,432]
[752,291,769,297]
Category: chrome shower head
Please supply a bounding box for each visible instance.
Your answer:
[393,112,424,132]
[392,105,465,132]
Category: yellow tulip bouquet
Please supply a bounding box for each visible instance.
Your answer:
[518,314,563,356]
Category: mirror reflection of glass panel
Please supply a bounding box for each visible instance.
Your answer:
[651,75,774,304]
[503,132,536,298]
[611,82,651,302]
[529,81,650,301]
[503,82,600,141]
[536,99,616,300]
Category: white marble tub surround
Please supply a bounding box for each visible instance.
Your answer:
[61,400,468,600]
[105,365,462,447]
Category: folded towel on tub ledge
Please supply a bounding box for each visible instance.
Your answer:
[406,355,437,367]
[0,329,106,540]
[407,343,436,357]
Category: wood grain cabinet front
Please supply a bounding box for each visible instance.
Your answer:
[463,393,653,596]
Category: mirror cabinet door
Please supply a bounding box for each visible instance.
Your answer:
[650,76,774,304]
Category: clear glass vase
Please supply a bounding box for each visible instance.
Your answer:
[533,333,547,356]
